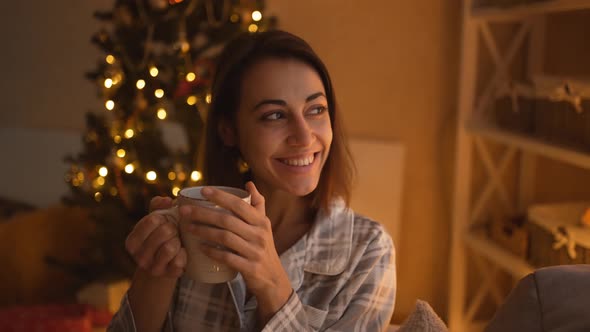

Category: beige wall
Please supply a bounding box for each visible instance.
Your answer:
[266,0,461,322]
[0,0,462,323]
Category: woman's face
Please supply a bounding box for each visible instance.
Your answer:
[224,58,333,197]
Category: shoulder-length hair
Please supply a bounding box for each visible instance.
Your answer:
[201,30,355,211]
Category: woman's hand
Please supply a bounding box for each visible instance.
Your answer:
[125,196,187,278]
[181,181,293,321]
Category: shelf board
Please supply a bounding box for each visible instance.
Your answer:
[471,0,590,21]
[467,123,590,170]
[464,228,535,279]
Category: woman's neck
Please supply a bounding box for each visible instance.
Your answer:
[256,185,314,255]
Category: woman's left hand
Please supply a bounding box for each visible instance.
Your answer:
[180,181,293,321]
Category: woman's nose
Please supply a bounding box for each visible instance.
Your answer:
[287,118,314,147]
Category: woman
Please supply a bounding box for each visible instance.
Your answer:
[109,30,396,332]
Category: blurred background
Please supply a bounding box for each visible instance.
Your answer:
[1,1,590,331]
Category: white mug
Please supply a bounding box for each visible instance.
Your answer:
[154,186,251,283]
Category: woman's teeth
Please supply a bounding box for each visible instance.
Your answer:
[280,154,315,166]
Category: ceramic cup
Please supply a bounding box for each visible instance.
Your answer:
[154,186,250,283]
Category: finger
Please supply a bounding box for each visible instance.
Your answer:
[191,224,258,259]
[198,242,250,274]
[134,221,178,270]
[165,248,187,278]
[181,205,256,240]
[126,214,169,255]
[149,196,174,212]
[199,186,260,225]
[151,237,181,276]
[246,181,265,214]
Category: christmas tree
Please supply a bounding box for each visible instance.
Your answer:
[61,0,276,282]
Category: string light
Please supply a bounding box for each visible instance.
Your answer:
[146,171,157,181]
[230,13,239,23]
[180,42,190,53]
[178,172,186,181]
[116,149,126,158]
[186,72,196,82]
[190,170,202,181]
[98,166,108,177]
[206,93,212,104]
[124,129,135,139]
[248,24,258,33]
[168,171,176,180]
[172,186,181,196]
[252,11,262,21]
[94,192,103,202]
[105,100,115,110]
[124,163,135,174]
[157,108,167,120]
[155,89,164,98]
[149,66,159,77]
[106,55,115,64]
[114,135,122,144]
[104,78,113,88]
[187,96,197,105]
[136,79,146,89]
[109,187,118,196]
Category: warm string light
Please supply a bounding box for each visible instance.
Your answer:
[248,24,258,33]
[157,108,167,119]
[136,79,146,89]
[206,93,212,104]
[104,78,113,88]
[190,170,202,181]
[187,96,197,105]
[124,129,135,139]
[105,100,115,110]
[116,149,126,158]
[98,166,108,177]
[149,66,159,77]
[251,11,262,21]
[105,54,115,64]
[124,163,135,174]
[146,171,157,181]
[186,72,196,82]
[155,89,164,98]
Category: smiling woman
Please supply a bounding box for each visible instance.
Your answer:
[108,30,396,332]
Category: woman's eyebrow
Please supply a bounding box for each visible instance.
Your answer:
[306,92,325,102]
[252,92,326,111]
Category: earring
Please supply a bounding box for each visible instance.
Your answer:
[238,157,249,174]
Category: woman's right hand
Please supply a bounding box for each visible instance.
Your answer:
[125,196,187,278]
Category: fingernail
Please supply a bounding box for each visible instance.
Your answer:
[201,187,213,196]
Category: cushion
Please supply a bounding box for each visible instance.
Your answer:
[485,264,590,332]
[397,299,448,332]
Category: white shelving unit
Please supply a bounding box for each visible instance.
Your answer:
[448,1,590,331]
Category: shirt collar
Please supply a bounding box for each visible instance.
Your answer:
[280,199,354,290]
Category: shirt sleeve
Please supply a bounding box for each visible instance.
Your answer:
[107,292,176,332]
[262,231,397,332]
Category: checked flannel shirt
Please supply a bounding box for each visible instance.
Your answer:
[108,199,396,331]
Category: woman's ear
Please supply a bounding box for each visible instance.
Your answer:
[218,119,237,147]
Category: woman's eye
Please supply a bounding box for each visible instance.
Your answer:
[308,106,327,115]
[262,112,284,121]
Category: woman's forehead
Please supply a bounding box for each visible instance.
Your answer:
[240,58,326,102]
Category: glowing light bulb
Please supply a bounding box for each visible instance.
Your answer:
[252,11,262,21]
[205,93,212,104]
[104,78,113,88]
[114,135,122,144]
[157,108,167,120]
[124,129,134,138]
[168,171,176,180]
[185,72,196,82]
[190,170,202,182]
[94,192,103,202]
[96,177,105,186]
[136,79,146,89]
[149,66,159,77]
[116,149,126,158]
[172,186,181,196]
[124,164,135,174]
[98,166,108,177]
[146,171,157,181]
[155,89,164,98]
[105,100,115,110]
[248,24,258,33]
[106,55,115,64]
[180,41,190,53]
[187,96,197,105]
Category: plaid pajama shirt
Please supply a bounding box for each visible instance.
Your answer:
[108,199,396,331]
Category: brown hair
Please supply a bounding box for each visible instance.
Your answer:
[202,30,355,211]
